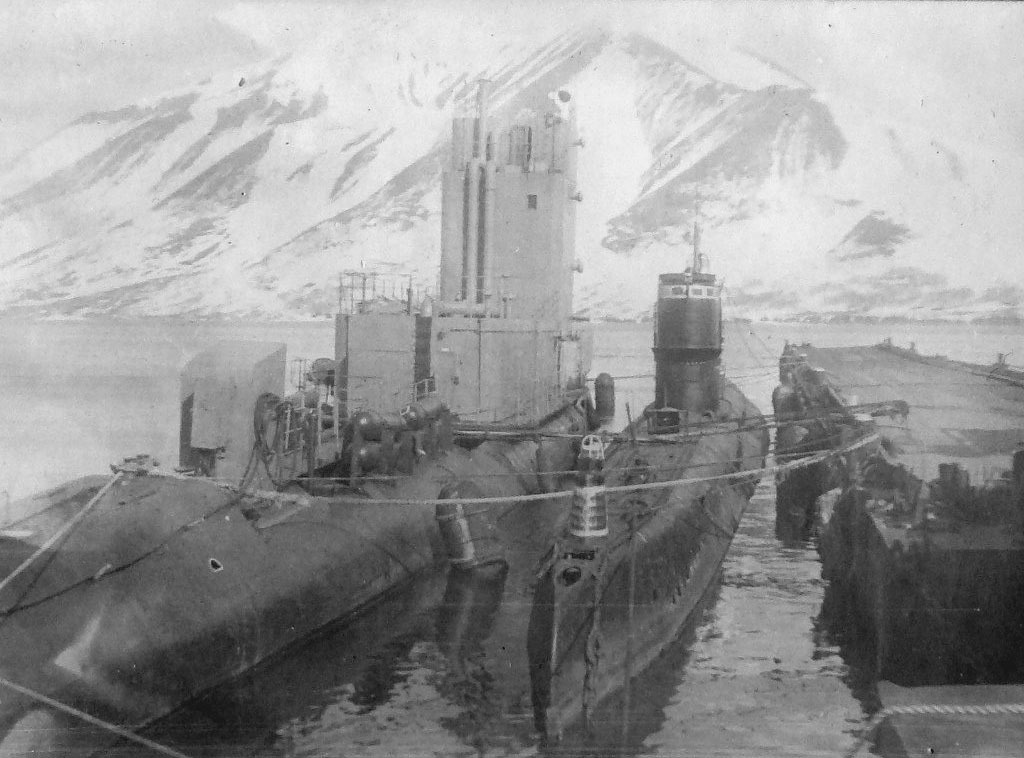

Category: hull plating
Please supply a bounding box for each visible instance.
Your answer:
[528,381,768,739]
[0,403,585,748]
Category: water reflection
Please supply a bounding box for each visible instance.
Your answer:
[815,579,883,715]
[116,544,734,758]
[643,486,862,756]
[434,564,537,755]
[100,483,863,758]
[541,573,724,758]
[0,320,918,756]
[127,569,451,757]
[817,547,1024,693]
[45,478,862,758]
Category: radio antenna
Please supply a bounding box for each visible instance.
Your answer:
[692,186,703,274]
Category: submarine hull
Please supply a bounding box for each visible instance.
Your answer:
[0,402,586,748]
[528,381,768,740]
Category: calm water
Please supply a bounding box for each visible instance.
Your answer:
[0,318,1021,757]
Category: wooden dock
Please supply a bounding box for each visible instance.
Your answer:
[778,343,1024,756]
[793,342,1024,482]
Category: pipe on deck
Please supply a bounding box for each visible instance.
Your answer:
[463,158,481,305]
[481,160,495,305]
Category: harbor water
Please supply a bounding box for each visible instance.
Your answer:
[0,318,1022,756]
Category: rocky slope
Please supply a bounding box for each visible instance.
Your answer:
[1,21,1020,322]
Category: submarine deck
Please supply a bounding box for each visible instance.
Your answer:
[796,343,1024,481]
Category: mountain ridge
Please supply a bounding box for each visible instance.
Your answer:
[1,25,1020,322]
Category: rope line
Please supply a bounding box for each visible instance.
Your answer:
[601,433,878,497]
[882,702,1024,716]
[260,432,879,507]
[0,473,122,599]
[0,675,192,758]
[442,405,885,452]
[130,409,874,499]
[845,701,1024,757]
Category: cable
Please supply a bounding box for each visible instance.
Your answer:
[0,675,192,758]
[0,473,123,610]
[272,432,878,508]
[844,701,1024,758]
[2,477,251,615]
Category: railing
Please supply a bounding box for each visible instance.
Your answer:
[454,383,576,426]
[289,358,310,393]
[291,351,573,427]
[413,376,437,400]
[338,271,434,315]
[331,374,438,412]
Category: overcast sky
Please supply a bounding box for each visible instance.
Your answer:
[1,0,1022,166]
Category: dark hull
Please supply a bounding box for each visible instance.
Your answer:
[822,485,1024,685]
[0,568,453,757]
[0,403,585,753]
[527,381,768,740]
[774,460,830,541]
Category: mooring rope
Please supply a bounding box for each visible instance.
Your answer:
[0,675,192,758]
[844,701,1024,757]
[0,472,123,599]
[600,432,877,496]
[261,432,880,508]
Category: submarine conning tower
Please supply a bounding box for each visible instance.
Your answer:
[331,80,590,427]
[179,82,592,484]
[437,81,578,326]
[652,226,723,420]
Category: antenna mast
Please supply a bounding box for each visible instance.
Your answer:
[692,187,703,274]
[692,223,702,274]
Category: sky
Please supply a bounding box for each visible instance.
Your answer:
[1,0,1022,167]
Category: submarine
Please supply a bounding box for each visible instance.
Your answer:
[0,82,597,751]
[527,230,769,740]
[771,346,855,539]
[0,78,769,754]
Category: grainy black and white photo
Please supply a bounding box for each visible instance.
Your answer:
[1,1,1023,756]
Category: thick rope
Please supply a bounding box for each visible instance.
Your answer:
[0,675,192,758]
[845,701,1024,757]
[0,472,122,599]
[600,433,877,496]
[233,432,880,508]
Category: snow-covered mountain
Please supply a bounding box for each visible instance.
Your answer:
[1,19,1021,322]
